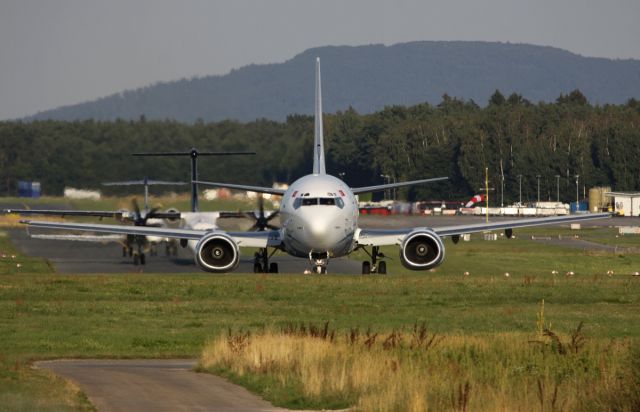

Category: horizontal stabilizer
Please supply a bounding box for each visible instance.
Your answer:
[102,180,187,186]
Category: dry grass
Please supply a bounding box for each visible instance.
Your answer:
[200,324,639,411]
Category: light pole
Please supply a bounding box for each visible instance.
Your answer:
[518,174,522,205]
[575,174,580,207]
[555,175,560,203]
[501,174,504,207]
[536,175,541,204]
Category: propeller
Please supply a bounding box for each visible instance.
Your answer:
[131,199,160,226]
[246,195,279,231]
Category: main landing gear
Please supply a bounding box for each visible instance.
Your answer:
[361,246,387,275]
[253,248,278,273]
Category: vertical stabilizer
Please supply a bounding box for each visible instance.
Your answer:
[313,58,326,175]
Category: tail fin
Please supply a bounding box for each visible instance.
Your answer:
[102,177,187,211]
[313,58,326,175]
[131,149,254,212]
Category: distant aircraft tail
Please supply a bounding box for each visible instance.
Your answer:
[313,58,326,175]
[132,149,254,212]
[465,194,486,208]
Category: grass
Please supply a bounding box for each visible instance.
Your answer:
[0,217,639,410]
[200,325,640,411]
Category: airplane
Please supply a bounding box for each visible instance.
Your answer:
[20,58,611,274]
[4,164,250,265]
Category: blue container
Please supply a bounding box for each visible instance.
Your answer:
[570,200,588,213]
[18,181,41,198]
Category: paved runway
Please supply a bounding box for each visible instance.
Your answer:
[36,359,287,412]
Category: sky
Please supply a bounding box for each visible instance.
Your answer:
[1,0,639,120]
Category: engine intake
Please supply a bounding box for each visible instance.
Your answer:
[194,233,239,273]
[400,229,445,270]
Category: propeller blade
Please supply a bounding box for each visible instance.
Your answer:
[266,210,280,221]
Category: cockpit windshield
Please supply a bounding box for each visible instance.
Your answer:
[293,197,345,209]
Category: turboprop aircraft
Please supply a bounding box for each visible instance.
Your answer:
[21,58,611,274]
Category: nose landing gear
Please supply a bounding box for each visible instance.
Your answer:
[361,246,387,275]
[308,251,329,274]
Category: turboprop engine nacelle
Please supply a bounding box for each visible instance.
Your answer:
[194,232,239,273]
[400,229,445,270]
[165,208,180,221]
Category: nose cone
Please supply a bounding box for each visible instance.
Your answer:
[305,217,334,249]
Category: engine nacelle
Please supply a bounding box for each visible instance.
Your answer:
[400,229,445,270]
[165,208,180,222]
[194,232,239,273]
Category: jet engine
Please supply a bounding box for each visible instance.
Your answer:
[400,229,445,270]
[194,232,239,273]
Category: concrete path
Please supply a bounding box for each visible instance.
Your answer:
[36,359,288,412]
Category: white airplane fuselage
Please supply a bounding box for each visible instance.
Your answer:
[279,174,358,258]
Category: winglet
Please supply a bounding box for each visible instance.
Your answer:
[313,58,326,175]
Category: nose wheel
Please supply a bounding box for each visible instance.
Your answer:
[308,251,329,274]
[253,248,278,273]
[361,246,387,275]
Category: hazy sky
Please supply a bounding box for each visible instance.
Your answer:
[1,0,639,120]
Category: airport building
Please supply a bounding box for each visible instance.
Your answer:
[606,192,640,216]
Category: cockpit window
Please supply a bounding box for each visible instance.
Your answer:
[319,198,335,206]
[294,197,344,209]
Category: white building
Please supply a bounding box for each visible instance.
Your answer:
[606,192,640,216]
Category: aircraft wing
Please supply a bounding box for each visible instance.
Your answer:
[21,220,281,248]
[356,213,611,246]
[28,234,124,242]
[351,177,448,195]
[3,208,125,218]
[193,180,286,196]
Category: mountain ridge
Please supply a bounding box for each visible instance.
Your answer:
[27,41,640,122]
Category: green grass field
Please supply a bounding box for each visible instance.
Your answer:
[0,222,639,410]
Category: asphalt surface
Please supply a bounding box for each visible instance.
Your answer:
[36,359,288,412]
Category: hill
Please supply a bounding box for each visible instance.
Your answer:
[27,41,640,122]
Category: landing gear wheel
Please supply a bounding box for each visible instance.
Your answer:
[362,261,371,275]
[133,254,140,265]
[269,262,279,273]
[140,253,146,265]
[253,263,262,273]
[378,261,387,275]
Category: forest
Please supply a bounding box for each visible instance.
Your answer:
[2,90,640,205]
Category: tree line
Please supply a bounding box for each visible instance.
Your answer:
[2,90,640,205]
